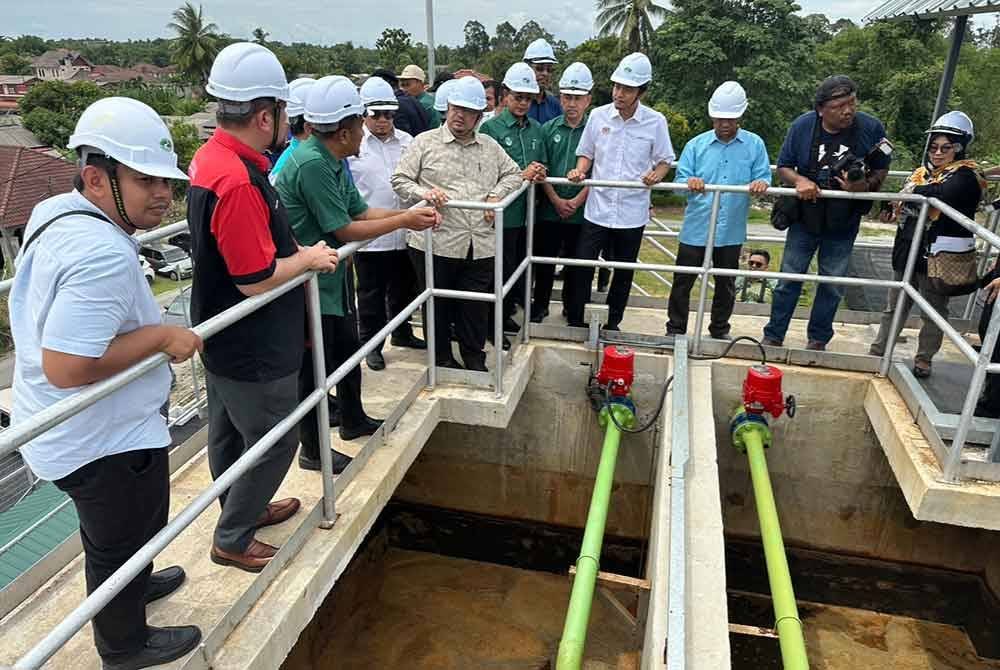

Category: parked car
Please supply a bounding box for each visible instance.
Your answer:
[139,256,155,285]
[162,287,192,327]
[140,243,193,281]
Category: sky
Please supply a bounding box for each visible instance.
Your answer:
[6,1,877,48]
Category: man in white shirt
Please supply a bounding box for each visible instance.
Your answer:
[350,76,426,371]
[10,97,203,669]
[567,52,675,330]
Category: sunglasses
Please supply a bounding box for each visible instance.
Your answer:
[928,143,954,154]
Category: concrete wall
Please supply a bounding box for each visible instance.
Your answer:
[395,345,669,539]
[710,360,1000,576]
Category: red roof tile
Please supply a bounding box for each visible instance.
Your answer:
[0,147,78,230]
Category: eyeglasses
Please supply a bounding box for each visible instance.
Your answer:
[368,110,396,120]
[928,143,955,154]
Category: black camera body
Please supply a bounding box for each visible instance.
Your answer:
[816,138,893,189]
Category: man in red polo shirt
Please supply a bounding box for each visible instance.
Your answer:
[187,43,339,573]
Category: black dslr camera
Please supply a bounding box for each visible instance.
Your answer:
[817,138,893,189]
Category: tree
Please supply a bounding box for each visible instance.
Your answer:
[167,2,220,88]
[0,53,30,75]
[492,22,517,51]
[514,20,555,50]
[252,27,269,45]
[566,36,623,106]
[20,80,106,148]
[596,0,669,53]
[375,28,412,56]
[463,20,490,60]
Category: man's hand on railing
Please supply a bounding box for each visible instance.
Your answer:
[749,180,770,196]
[301,241,339,273]
[641,169,663,187]
[163,326,203,363]
[985,277,1000,304]
[566,168,586,184]
[484,196,500,225]
[522,162,547,183]
[686,177,706,194]
[423,188,449,208]
[405,207,443,231]
[793,176,820,202]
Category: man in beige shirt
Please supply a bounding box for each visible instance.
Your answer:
[392,76,526,371]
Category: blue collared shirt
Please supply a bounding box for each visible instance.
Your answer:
[528,93,563,125]
[676,128,771,247]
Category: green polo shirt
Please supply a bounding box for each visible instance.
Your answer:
[539,113,589,225]
[275,134,368,316]
[418,91,441,128]
[479,109,547,229]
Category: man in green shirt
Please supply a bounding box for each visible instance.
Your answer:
[479,62,548,336]
[400,64,441,129]
[276,76,439,472]
[532,62,594,323]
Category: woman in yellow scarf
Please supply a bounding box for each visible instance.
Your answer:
[869,111,984,378]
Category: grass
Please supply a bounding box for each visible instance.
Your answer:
[151,276,191,296]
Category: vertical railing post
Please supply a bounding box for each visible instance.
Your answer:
[306,275,337,528]
[523,183,535,345]
[879,201,930,377]
[423,228,437,390]
[494,207,505,397]
[945,295,1000,482]
[691,190,721,356]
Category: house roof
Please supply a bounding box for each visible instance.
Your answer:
[0,76,39,87]
[0,147,79,230]
[30,49,92,69]
[0,118,43,148]
[0,482,77,589]
[866,0,1000,21]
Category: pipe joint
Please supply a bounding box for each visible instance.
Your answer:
[730,410,772,453]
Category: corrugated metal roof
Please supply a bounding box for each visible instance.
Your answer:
[866,0,1000,22]
[0,483,77,588]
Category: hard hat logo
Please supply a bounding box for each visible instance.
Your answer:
[160,138,173,152]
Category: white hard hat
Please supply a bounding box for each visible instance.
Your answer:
[305,76,364,126]
[927,110,974,142]
[449,76,487,111]
[708,81,748,119]
[523,38,558,64]
[400,64,426,82]
[286,77,317,118]
[434,79,458,113]
[68,97,188,180]
[611,52,652,87]
[503,62,540,95]
[360,76,399,111]
[206,42,290,102]
[559,62,594,95]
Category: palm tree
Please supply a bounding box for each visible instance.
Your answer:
[167,2,219,90]
[595,0,669,53]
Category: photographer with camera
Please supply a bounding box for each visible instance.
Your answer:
[869,112,985,378]
[762,76,891,350]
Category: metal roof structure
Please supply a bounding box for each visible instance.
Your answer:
[866,0,1000,22]
[0,483,77,589]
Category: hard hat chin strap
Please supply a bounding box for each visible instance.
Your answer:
[107,167,136,231]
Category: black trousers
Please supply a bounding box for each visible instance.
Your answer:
[354,249,418,350]
[54,447,170,660]
[978,299,1000,414]
[503,226,527,318]
[299,312,365,457]
[666,242,742,337]
[567,221,645,326]
[410,246,492,367]
[533,219,581,313]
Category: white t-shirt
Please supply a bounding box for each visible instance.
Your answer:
[576,102,675,229]
[349,126,413,252]
[10,191,172,481]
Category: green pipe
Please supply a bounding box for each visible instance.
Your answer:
[733,417,809,670]
[556,402,634,670]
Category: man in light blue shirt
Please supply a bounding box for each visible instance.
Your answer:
[666,81,771,339]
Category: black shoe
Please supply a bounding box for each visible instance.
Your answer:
[145,566,185,604]
[464,358,488,372]
[487,334,511,351]
[436,357,464,369]
[529,304,549,324]
[298,449,352,474]
[597,282,609,293]
[339,416,383,441]
[391,333,427,349]
[567,320,587,328]
[102,625,202,670]
[366,350,386,371]
[503,317,520,333]
[602,323,620,332]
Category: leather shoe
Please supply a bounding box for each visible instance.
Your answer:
[299,449,352,474]
[529,305,549,323]
[144,566,185,604]
[761,336,783,347]
[602,323,620,332]
[464,358,488,372]
[255,497,301,528]
[391,333,427,349]
[366,350,386,371]
[566,320,587,328]
[806,340,827,351]
[340,416,383,441]
[503,317,520,333]
[102,625,202,670]
[211,539,278,573]
[436,357,464,369]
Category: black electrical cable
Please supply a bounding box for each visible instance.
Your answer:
[600,335,769,435]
